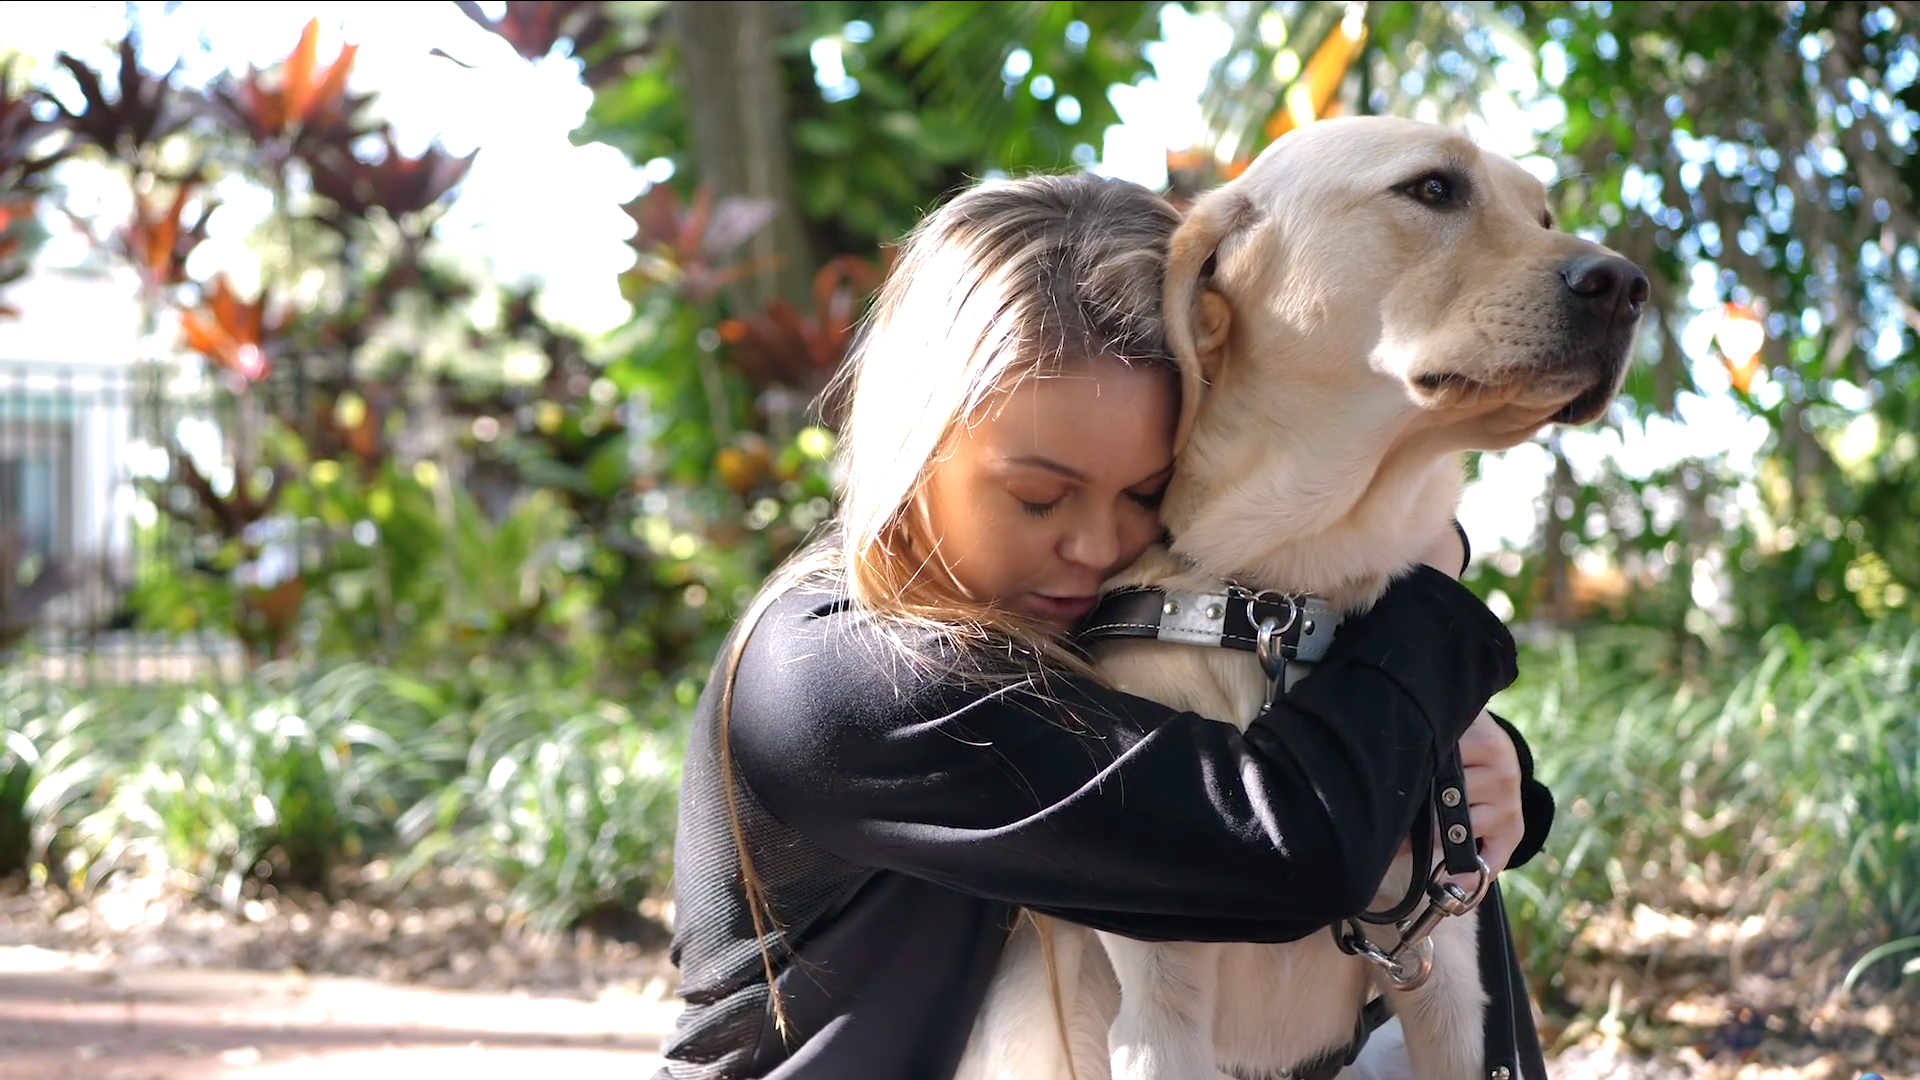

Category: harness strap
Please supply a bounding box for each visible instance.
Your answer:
[1432,744,1481,875]
[1288,995,1395,1080]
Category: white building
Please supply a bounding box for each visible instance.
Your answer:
[0,261,147,640]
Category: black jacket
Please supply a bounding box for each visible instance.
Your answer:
[658,563,1550,1079]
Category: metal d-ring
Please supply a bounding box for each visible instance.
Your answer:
[1252,591,1301,690]
[1427,855,1494,916]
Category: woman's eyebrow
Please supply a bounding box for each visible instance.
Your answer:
[1002,456,1176,489]
[1002,454,1091,483]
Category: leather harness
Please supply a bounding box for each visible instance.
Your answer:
[1076,568,1483,1080]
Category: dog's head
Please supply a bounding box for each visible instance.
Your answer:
[1168,116,1646,455]
[1160,117,1646,593]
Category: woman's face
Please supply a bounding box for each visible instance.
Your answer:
[919,360,1177,628]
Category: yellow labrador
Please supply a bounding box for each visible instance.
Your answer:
[956,117,1645,1080]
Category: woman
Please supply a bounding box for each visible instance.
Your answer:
[657,172,1551,1080]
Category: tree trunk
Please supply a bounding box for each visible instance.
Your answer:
[1540,433,1577,627]
[666,0,817,311]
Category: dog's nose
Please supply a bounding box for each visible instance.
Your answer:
[1561,253,1650,318]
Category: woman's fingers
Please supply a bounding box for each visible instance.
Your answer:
[1458,710,1522,877]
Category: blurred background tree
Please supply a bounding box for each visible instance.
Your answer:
[0,0,1915,1060]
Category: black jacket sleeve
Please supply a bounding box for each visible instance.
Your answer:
[1489,711,1554,870]
[728,565,1517,945]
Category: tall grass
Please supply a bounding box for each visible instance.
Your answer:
[72,664,454,905]
[0,661,690,936]
[392,680,686,933]
[8,617,1915,982]
[1499,618,1920,1004]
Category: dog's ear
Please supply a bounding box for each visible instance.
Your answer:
[1166,191,1250,455]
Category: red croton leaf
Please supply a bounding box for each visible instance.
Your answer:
[305,127,477,222]
[0,59,69,196]
[450,0,656,90]
[621,182,777,306]
[118,179,216,291]
[717,254,883,393]
[179,274,285,384]
[53,35,198,160]
[212,17,377,148]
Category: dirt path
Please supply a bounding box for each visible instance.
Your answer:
[1,927,1910,1080]
[0,945,679,1079]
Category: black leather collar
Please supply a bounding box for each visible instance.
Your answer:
[1076,585,1341,665]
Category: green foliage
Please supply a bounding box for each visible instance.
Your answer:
[1,659,687,934]
[581,1,1163,255]
[1499,617,1920,1007]
[781,1,1161,248]
[393,679,687,934]
[0,674,153,885]
[1489,1,1919,634]
[71,664,449,905]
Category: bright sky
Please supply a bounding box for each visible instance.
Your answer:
[2,1,1779,570]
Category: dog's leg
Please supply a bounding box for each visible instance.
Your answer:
[1339,1015,1414,1080]
[957,915,1097,1080]
[1371,915,1486,1080]
[1099,932,1224,1080]
[1067,928,1121,1080]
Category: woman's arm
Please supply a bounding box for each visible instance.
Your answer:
[728,564,1517,945]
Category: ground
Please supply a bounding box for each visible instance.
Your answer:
[0,874,1912,1079]
[0,950,675,1079]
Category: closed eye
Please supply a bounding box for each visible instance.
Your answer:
[1397,170,1467,210]
[1541,209,1556,229]
[1127,488,1165,512]
[1018,497,1060,518]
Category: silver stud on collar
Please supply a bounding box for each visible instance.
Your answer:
[1448,824,1469,845]
[1441,787,1462,808]
[1163,600,1180,616]
[1491,1068,1511,1080]
[1204,603,1223,620]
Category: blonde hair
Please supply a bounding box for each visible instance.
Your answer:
[717,171,1182,1039]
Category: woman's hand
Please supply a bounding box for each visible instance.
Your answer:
[1458,709,1524,878]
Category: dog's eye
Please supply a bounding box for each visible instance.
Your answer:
[1400,172,1459,208]
[1541,209,1556,229]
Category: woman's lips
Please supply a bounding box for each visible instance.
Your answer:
[1026,594,1098,624]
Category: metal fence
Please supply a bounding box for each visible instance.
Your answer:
[1,358,248,684]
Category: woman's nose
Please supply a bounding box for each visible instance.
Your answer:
[1061,510,1121,572]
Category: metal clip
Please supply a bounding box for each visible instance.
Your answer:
[1336,855,1493,993]
[1338,920,1435,990]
